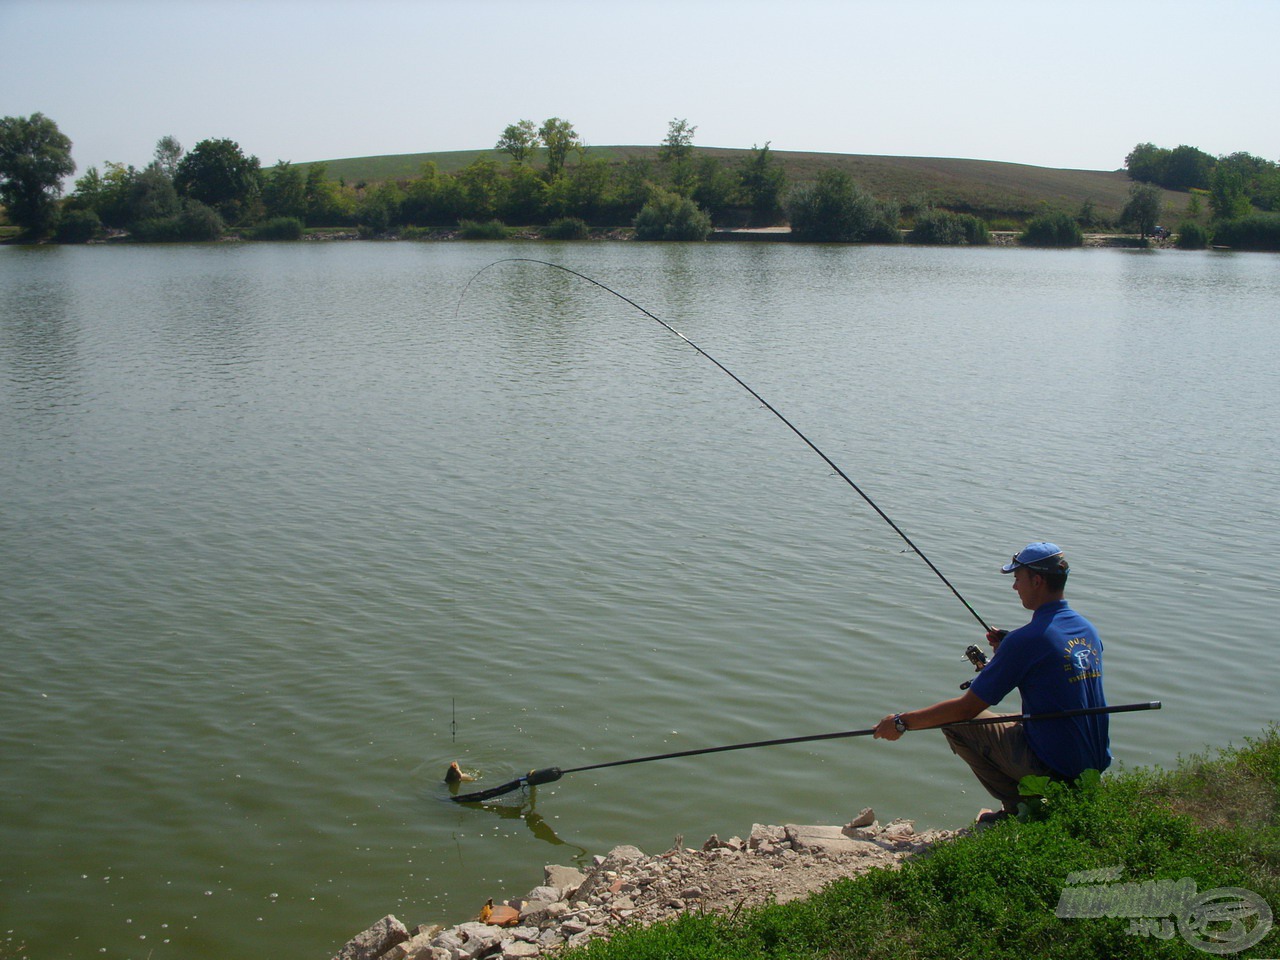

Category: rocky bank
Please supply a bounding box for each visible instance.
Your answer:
[331,811,960,960]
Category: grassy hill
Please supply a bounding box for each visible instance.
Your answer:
[296,146,1190,223]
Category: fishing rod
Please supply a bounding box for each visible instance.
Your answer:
[448,701,1161,803]
[457,258,992,632]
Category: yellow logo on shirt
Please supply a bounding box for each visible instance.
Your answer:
[1064,637,1102,682]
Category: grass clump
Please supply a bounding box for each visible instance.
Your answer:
[542,216,590,240]
[457,218,511,240]
[564,727,1280,960]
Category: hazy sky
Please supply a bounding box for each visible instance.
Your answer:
[3,0,1278,180]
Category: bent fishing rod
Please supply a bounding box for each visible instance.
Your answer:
[457,258,992,632]
[449,701,1160,803]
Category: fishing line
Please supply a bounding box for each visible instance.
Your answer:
[456,257,990,632]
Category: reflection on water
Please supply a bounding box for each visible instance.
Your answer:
[468,794,589,856]
[1,242,1277,960]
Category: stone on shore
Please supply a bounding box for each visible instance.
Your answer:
[332,914,409,960]
[784,824,883,856]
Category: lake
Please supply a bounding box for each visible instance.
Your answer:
[1,240,1277,959]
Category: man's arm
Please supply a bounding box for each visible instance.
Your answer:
[874,689,989,741]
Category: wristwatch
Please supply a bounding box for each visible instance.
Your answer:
[893,714,908,734]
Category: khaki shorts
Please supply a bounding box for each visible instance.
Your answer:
[943,711,1058,813]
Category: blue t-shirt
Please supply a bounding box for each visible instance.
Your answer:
[969,599,1111,778]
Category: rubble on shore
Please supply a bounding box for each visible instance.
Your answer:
[331,812,959,960]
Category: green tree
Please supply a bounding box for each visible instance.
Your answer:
[175,138,261,222]
[1218,151,1280,211]
[496,120,539,164]
[0,112,76,237]
[1163,144,1216,191]
[659,118,696,165]
[501,164,548,223]
[1076,197,1100,229]
[454,156,506,220]
[787,169,882,242]
[67,165,106,213]
[538,118,581,179]
[659,118,697,196]
[354,181,403,234]
[737,142,787,225]
[691,156,736,220]
[262,161,306,220]
[563,156,614,223]
[94,161,137,228]
[401,162,444,225]
[126,165,181,224]
[1120,182,1163,239]
[80,161,180,231]
[1209,165,1251,221]
[1125,142,1168,184]
[614,157,653,217]
[303,164,353,225]
[153,135,183,180]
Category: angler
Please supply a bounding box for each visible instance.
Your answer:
[875,542,1108,824]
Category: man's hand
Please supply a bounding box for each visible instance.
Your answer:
[986,627,1008,650]
[874,714,903,741]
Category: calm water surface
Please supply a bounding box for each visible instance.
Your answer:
[2,241,1277,959]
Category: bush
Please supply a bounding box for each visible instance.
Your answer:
[176,200,225,241]
[1019,211,1083,247]
[1211,213,1280,251]
[131,200,224,242]
[633,191,712,241]
[245,216,303,241]
[1176,220,1210,249]
[787,170,882,242]
[54,208,101,243]
[909,209,991,245]
[541,216,590,240]
[865,199,903,243]
[456,218,511,240]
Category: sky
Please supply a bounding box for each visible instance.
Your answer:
[3,0,1278,181]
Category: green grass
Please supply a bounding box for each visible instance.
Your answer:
[295,146,1188,224]
[564,727,1280,960]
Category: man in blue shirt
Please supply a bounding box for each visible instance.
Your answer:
[873,542,1110,821]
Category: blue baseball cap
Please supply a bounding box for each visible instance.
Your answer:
[1001,542,1068,574]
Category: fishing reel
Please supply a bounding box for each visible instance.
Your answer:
[959,644,988,690]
